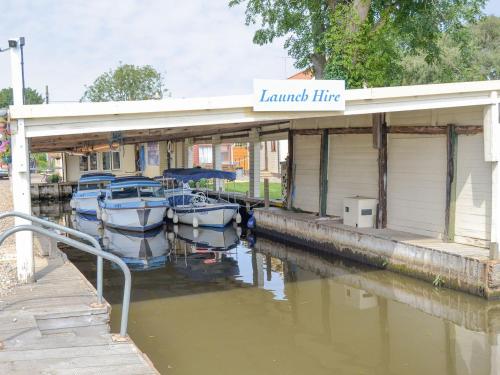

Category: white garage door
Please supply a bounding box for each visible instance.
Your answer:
[455,134,491,245]
[387,134,447,238]
[327,134,378,217]
[292,135,320,213]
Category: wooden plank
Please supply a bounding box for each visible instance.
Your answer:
[455,125,482,135]
[286,130,294,210]
[319,129,329,217]
[445,124,458,242]
[376,114,388,229]
[388,125,447,134]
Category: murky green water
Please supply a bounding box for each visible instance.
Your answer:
[38,202,500,375]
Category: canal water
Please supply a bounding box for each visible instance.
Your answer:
[36,202,500,375]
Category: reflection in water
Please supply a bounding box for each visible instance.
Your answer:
[53,206,500,375]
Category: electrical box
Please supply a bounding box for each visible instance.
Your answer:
[343,197,377,228]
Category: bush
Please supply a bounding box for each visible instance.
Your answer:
[48,174,60,183]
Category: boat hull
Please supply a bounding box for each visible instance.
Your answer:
[102,206,167,232]
[174,204,239,227]
[71,195,99,216]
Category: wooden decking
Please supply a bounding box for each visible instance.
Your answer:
[0,251,158,374]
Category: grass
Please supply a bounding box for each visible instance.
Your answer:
[224,181,282,200]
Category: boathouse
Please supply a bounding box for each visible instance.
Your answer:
[5,40,500,297]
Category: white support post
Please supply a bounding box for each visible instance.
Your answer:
[9,38,34,283]
[249,129,261,198]
[485,92,500,259]
[212,136,223,191]
[184,138,193,168]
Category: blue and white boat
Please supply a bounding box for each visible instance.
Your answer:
[162,168,240,228]
[102,226,169,271]
[70,173,115,215]
[98,176,169,232]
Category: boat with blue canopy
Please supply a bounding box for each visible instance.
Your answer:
[162,168,241,228]
[98,176,169,232]
[70,173,115,215]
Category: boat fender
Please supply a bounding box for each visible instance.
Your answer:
[101,211,108,222]
[173,214,179,224]
[192,216,199,228]
[247,215,256,229]
[236,226,242,238]
[167,208,174,219]
[235,213,242,224]
[193,228,199,239]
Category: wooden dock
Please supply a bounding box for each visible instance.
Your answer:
[0,250,158,374]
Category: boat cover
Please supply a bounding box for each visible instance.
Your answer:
[162,168,236,182]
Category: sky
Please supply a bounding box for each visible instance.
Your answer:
[0,0,499,103]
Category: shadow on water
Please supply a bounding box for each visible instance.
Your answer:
[41,203,500,375]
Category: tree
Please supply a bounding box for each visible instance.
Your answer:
[0,87,44,108]
[230,0,486,87]
[82,64,167,102]
[401,16,500,85]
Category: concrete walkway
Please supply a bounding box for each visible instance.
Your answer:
[0,179,158,374]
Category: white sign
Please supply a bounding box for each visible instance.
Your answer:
[253,79,345,112]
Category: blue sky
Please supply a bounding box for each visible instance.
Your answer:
[0,0,499,103]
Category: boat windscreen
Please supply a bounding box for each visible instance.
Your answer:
[139,186,164,198]
[111,187,139,199]
[79,183,100,191]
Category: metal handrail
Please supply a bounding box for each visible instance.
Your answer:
[0,211,105,304]
[0,214,131,338]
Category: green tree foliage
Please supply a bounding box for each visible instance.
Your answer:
[0,87,44,108]
[82,64,167,102]
[402,15,500,84]
[230,0,486,87]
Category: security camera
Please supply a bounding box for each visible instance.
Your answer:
[8,39,17,48]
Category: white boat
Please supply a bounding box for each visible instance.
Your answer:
[175,224,239,250]
[102,226,169,271]
[98,176,169,232]
[162,168,241,228]
[70,173,115,215]
[70,213,102,240]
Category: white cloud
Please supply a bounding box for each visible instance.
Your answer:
[0,0,298,102]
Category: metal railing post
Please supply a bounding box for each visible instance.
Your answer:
[0,211,104,304]
[0,216,131,338]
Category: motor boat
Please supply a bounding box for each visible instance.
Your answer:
[70,212,102,240]
[175,224,239,251]
[162,168,241,228]
[102,226,169,271]
[98,176,169,232]
[70,173,115,215]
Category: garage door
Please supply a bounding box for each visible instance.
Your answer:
[327,134,378,217]
[387,134,446,238]
[292,135,320,213]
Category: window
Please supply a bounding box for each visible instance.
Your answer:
[111,187,138,199]
[89,153,98,171]
[78,183,99,191]
[102,152,111,171]
[79,156,89,172]
[139,186,164,198]
[112,151,121,170]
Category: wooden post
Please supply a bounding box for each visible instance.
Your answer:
[373,113,387,229]
[264,178,270,208]
[249,133,261,198]
[319,129,329,217]
[9,38,34,283]
[286,130,294,209]
[445,124,458,242]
